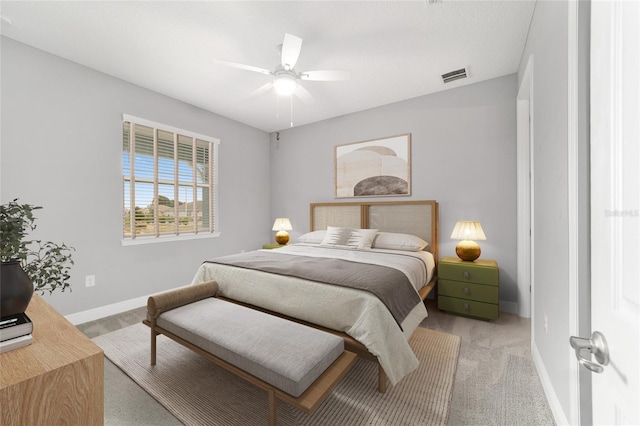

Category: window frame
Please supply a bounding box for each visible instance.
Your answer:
[121,114,220,246]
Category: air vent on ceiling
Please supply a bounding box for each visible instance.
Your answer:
[442,68,468,84]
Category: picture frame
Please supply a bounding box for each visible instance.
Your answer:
[334,133,411,198]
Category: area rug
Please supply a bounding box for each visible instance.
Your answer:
[93,323,460,425]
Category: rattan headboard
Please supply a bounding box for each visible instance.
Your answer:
[310,200,439,261]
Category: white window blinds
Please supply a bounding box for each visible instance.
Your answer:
[122,116,218,241]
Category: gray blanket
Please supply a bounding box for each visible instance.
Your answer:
[204,250,421,329]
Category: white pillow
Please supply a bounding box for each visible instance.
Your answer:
[372,232,428,251]
[345,228,379,250]
[320,226,352,246]
[297,230,326,244]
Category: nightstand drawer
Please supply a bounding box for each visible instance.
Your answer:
[438,295,499,320]
[438,260,499,286]
[438,279,499,304]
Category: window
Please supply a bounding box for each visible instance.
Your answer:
[122,115,219,243]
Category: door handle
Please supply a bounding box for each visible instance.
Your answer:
[569,331,609,373]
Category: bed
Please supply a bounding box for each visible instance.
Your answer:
[192,200,439,391]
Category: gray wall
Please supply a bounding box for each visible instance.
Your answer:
[270,74,519,310]
[517,0,591,422]
[1,37,271,315]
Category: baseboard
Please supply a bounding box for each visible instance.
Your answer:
[65,295,148,326]
[66,284,196,325]
[531,341,570,425]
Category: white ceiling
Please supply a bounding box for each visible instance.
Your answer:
[0,1,535,133]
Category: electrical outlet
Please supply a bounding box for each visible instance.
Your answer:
[544,313,548,334]
[85,275,96,287]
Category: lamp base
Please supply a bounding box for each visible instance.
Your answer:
[455,240,481,261]
[275,231,290,245]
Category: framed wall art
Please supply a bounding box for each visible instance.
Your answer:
[335,133,411,198]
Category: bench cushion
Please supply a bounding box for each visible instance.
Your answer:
[155,297,344,397]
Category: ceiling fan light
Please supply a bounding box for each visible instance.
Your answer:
[274,74,297,96]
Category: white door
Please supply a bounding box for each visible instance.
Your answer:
[584,1,640,424]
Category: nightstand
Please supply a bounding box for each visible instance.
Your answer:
[262,243,286,249]
[437,256,499,320]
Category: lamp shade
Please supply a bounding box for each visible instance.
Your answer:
[450,221,486,261]
[272,218,293,231]
[450,221,486,241]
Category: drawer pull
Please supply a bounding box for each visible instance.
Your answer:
[463,271,470,278]
[464,303,470,310]
[464,287,470,294]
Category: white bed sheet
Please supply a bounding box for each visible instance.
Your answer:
[191,244,433,386]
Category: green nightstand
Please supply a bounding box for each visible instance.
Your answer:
[262,243,287,249]
[437,256,499,320]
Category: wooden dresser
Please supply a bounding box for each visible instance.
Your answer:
[0,294,104,425]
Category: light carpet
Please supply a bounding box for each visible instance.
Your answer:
[93,323,461,426]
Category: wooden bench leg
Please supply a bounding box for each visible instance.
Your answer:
[151,327,157,366]
[268,389,277,426]
[378,364,387,393]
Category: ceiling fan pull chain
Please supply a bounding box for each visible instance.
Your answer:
[290,95,294,127]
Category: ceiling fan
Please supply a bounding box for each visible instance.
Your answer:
[215,33,351,100]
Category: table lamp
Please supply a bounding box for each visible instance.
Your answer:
[450,221,486,261]
[272,218,293,245]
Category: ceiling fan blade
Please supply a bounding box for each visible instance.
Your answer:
[281,33,303,70]
[245,82,274,100]
[294,85,315,105]
[300,70,351,81]
[214,59,272,76]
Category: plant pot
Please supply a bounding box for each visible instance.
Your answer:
[0,260,34,317]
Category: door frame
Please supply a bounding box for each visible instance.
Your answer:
[567,0,581,423]
[568,0,593,423]
[517,55,534,320]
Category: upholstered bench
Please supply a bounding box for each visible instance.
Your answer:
[143,281,357,426]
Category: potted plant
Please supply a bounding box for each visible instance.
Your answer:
[1,199,75,317]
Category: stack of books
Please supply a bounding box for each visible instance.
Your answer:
[0,312,34,353]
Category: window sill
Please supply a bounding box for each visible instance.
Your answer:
[121,232,221,246]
